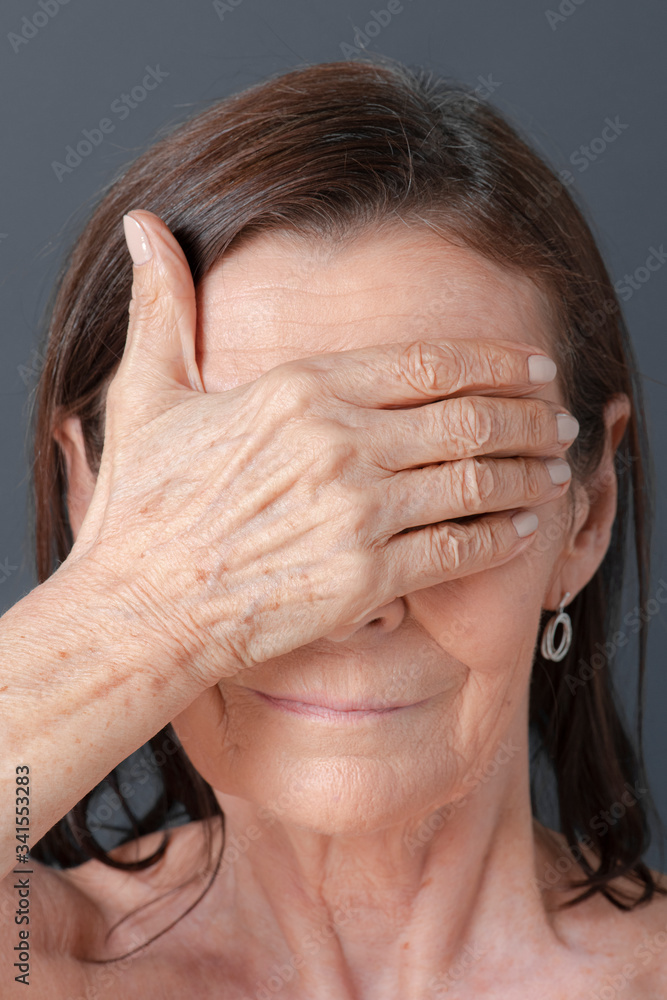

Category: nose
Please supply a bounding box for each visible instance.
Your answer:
[324,598,406,642]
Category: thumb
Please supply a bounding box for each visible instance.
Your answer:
[117,209,204,399]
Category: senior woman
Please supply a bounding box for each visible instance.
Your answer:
[1,57,666,998]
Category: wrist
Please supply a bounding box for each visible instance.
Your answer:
[33,551,200,700]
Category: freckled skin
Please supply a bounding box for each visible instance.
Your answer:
[52,225,667,998]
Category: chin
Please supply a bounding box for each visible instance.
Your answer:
[173,687,459,836]
[210,751,453,838]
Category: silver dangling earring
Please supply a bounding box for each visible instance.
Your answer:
[540,591,573,662]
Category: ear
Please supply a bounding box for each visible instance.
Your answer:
[543,393,632,611]
[52,414,97,540]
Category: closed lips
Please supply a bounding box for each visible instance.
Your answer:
[250,690,425,711]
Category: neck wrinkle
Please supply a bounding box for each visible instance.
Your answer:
[209,733,563,998]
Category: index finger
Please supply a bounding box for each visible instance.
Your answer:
[287,338,557,408]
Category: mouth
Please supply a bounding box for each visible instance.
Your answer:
[248,689,432,722]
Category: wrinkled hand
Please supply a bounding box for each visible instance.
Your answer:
[66,210,576,691]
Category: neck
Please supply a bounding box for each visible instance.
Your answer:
[205,728,566,998]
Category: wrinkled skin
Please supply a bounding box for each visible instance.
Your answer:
[51,214,667,999]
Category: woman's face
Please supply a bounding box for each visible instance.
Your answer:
[169,224,594,835]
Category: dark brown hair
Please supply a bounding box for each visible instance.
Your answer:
[28,54,665,957]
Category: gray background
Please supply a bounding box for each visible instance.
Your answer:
[1,1,665,862]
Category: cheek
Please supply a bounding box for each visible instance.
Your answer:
[411,498,566,679]
[171,687,231,789]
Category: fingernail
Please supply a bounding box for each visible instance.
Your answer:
[123,213,152,265]
[546,457,571,485]
[557,413,580,442]
[528,355,557,383]
[512,511,539,537]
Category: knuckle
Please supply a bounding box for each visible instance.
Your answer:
[435,523,475,573]
[432,513,510,576]
[445,397,494,452]
[333,487,376,548]
[261,361,319,416]
[523,458,547,500]
[456,457,497,513]
[438,341,474,393]
[487,352,515,388]
[396,340,457,395]
[302,423,357,485]
[473,344,515,389]
[524,398,548,443]
[350,485,382,543]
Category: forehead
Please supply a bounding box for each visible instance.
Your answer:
[194,223,558,401]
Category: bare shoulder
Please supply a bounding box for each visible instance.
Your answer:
[624,869,667,993]
[534,823,667,993]
[597,870,667,995]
